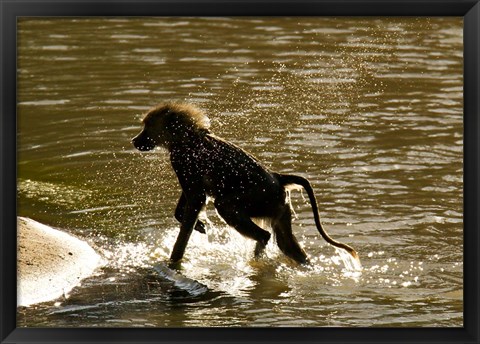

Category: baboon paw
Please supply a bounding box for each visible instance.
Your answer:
[167,259,183,270]
[254,240,268,258]
[292,253,309,266]
[254,247,266,259]
[300,256,311,266]
[194,221,206,234]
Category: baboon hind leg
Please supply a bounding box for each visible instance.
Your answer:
[273,205,309,264]
[214,198,271,258]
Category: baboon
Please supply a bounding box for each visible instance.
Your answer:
[132,102,358,265]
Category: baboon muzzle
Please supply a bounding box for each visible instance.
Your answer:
[132,133,155,151]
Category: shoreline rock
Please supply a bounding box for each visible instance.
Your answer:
[17,217,103,307]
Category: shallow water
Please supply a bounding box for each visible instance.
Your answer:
[17,17,463,327]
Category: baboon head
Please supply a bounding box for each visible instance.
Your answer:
[132,102,211,151]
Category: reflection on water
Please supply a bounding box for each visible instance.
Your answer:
[17,17,463,327]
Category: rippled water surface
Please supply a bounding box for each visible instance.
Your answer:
[17,17,463,327]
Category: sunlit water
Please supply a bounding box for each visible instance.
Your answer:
[17,17,463,327]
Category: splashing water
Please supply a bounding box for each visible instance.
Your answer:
[334,247,363,279]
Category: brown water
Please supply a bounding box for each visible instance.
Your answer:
[16,17,463,327]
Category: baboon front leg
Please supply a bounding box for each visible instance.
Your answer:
[214,199,271,258]
[170,194,206,263]
[273,205,309,264]
[175,192,206,234]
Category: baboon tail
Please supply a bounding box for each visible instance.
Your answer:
[278,174,359,260]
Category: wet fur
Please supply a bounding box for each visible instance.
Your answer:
[132,102,358,264]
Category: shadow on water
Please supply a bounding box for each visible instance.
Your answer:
[36,271,227,328]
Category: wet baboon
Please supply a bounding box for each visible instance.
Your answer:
[132,102,358,265]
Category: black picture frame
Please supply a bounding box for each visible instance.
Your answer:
[1,0,479,343]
